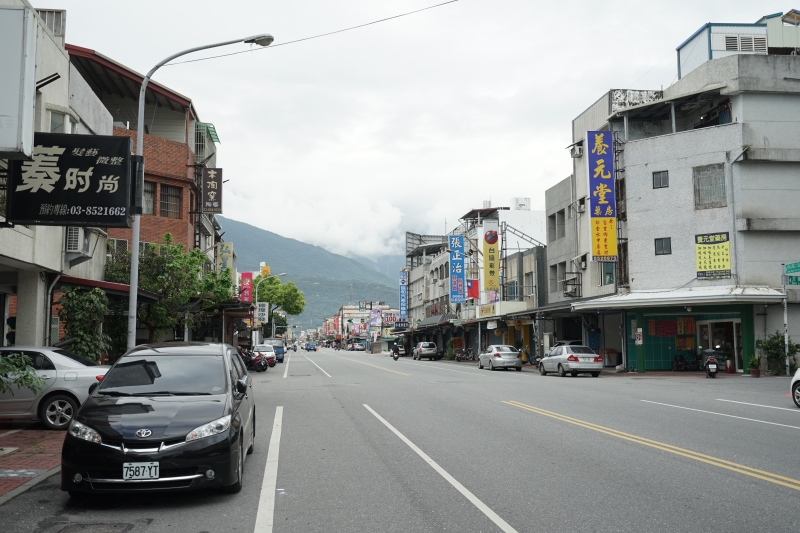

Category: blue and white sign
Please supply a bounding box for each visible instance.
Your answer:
[399,270,409,319]
[449,235,466,304]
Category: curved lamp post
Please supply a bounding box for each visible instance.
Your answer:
[127,34,275,350]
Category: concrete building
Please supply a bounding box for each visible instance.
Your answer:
[562,25,799,372]
[1,3,113,347]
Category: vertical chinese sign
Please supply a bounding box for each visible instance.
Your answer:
[201,168,223,214]
[695,232,731,279]
[449,235,466,304]
[399,271,409,319]
[217,242,234,272]
[240,272,253,303]
[7,133,132,227]
[586,130,618,262]
[482,219,500,301]
[260,264,270,278]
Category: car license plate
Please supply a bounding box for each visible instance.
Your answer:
[709,364,717,371]
[123,462,159,480]
[581,358,592,362]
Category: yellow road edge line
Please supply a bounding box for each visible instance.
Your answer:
[503,401,800,491]
[505,400,800,484]
[334,356,411,376]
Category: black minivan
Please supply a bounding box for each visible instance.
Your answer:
[61,343,255,498]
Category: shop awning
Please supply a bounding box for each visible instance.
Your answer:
[417,313,458,328]
[57,275,160,304]
[571,286,785,311]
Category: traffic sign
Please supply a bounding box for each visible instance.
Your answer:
[786,262,800,274]
[788,276,800,286]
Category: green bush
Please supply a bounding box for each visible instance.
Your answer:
[758,331,799,376]
[57,287,110,361]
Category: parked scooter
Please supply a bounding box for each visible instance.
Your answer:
[704,350,719,378]
[244,350,266,372]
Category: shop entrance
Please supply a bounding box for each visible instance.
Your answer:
[696,320,742,371]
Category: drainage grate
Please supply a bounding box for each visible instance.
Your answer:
[59,524,133,533]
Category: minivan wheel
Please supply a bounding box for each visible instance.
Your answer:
[222,439,244,494]
[41,395,77,430]
[558,364,567,377]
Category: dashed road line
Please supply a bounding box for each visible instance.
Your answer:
[641,400,800,430]
[254,406,284,532]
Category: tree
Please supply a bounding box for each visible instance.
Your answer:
[758,330,800,375]
[0,352,45,396]
[57,287,111,361]
[254,275,305,337]
[105,233,233,343]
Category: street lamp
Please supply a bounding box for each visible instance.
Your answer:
[126,34,274,350]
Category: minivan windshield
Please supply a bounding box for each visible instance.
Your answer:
[97,355,226,396]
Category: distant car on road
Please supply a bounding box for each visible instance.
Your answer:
[413,342,438,361]
[352,343,365,352]
[262,338,285,362]
[477,345,522,371]
[0,346,109,430]
[539,345,603,377]
[305,342,317,351]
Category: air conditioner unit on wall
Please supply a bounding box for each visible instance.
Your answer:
[65,227,92,266]
[570,145,583,158]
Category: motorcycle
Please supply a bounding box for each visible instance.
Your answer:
[704,350,718,378]
[293,345,297,352]
[392,345,400,361]
[455,348,474,362]
[244,350,266,372]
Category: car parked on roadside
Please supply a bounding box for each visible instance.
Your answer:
[539,345,603,377]
[413,342,438,361]
[477,345,522,371]
[352,343,365,352]
[552,340,584,348]
[791,368,800,408]
[0,346,109,430]
[61,342,255,499]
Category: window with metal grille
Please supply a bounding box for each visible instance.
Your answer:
[160,184,181,218]
[143,181,155,215]
[50,317,60,344]
[652,170,669,189]
[655,237,672,255]
[693,164,726,209]
[108,238,128,262]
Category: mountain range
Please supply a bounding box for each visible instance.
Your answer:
[216,216,401,330]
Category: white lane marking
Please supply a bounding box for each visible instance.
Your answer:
[254,406,284,533]
[283,354,290,379]
[302,354,332,377]
[0,427,29,439]
[717,399,800,413]
[363,404,519,533]
[641,400,800,430]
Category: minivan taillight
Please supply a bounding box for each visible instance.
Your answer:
[567,355,579,362]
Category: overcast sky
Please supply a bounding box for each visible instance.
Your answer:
[55,0,782,258]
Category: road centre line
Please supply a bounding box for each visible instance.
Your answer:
[716,399,800,412]
[641,400,800,430]
[333,356,411,376]
[504,400,800,491]
[302,354,332,377]
[363,404,519,533]
[282,354,290,379]
[254,406,284,533]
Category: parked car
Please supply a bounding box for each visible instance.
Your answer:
[791,368,800,408]
[477,345,522,371]
[552,340,584,348]
[539,345,603,377]
[262,338,285,362]
[61,342,255,498]
[352,343,365,352]
[413,342,438,361]
[0,346,109,430]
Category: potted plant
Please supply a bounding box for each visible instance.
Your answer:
[748,356,762,378]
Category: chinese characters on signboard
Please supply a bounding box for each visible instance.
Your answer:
[256,302,268,324]
[217,242,234,272]
[7,133,131,227]
[399,271,408,318]
[260,264,270,278]
[201,168,223,214]
[240,272,253,303]
[695,232,731,279]
[586,130,618,262]
[482,219,500,300]
[449,235,466,304]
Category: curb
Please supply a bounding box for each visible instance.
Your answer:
[0,466,60,507]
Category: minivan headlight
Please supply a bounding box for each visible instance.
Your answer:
[186,415,231,442]
[69,420,102,444]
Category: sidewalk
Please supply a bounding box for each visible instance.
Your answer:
[0,424,64,498]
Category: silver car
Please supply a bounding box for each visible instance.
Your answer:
[413,342,437,360]
[539,345,602,377]
[478,345,522,371]
[0,346,109,430]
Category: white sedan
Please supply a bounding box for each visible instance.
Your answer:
[539,345,602,377]
[478,345,522,371]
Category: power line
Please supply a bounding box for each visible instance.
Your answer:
[167,0,461,67]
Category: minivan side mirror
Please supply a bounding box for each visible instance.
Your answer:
[236,378,248,395]
[89,382,99,395]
